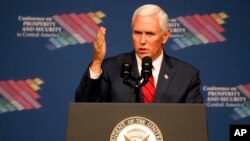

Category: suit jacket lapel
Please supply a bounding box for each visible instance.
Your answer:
[130,52,140,79]
[130,51,147,103]
[153,53,175,102]
[128,52,141,102]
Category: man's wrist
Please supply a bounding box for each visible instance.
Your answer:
[89,67,102,79]
[90,61,102,73]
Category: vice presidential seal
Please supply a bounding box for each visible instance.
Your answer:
[110,116,164,141]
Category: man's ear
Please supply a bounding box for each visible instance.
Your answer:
[162,28,171,44]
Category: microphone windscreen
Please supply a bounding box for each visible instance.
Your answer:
[142,56,152,64]
[121,56,132,79]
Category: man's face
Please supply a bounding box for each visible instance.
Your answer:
[132,14,170,61]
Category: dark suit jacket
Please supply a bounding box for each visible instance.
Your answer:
[75,51,203,103]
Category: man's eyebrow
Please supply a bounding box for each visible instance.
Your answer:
[133,30,142,33]
[133,30,155,34]
[145,31,155,35]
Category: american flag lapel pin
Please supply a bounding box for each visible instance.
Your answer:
[164,74,168,80]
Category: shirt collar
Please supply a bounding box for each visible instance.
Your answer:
[135,50,163,73]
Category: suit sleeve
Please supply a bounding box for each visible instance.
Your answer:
[75,64,111,102]
[75,68,102,102]
[185,70,204,103]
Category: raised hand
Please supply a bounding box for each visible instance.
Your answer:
[90,27,106,74]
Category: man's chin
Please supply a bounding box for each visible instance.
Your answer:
[138,54,151,59]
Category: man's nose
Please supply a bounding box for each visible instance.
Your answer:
[140,34,146,44]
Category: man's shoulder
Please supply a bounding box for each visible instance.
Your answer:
[166,55,199,73]
[103,51,134,66]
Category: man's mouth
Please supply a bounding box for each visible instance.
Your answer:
[138,48,148,53]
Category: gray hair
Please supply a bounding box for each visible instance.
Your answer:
[132,4,169,32]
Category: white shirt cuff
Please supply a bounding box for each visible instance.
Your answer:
[89,67,102,79]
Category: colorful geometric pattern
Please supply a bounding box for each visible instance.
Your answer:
[170,12,228,50]
[230,101,250,120]
[46,11,106,50]
[0,78,44,114]
[230,84,250,120]
[238,84,250,99]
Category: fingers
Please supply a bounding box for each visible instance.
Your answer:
[92,27,107,64]
[90,27,107,73]
[95,27,106,43]
[94,27,106,51]
[96,27,106,38]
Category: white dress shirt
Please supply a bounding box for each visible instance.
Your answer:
[136,51,163,87]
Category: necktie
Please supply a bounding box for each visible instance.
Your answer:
[141,76,156,103]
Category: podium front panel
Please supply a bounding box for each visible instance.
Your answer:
[66,103,208,141]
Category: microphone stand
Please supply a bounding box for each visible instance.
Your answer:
[122,75,149,103]
[121,56,152,103]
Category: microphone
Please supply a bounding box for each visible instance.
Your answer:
[120,56,152,103]
[120,57,132,79]
[120,57,139,102]
[141,56,153,82]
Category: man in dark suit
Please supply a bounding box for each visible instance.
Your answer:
[75,4,203,103]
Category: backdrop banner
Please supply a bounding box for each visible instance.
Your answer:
[0,0,249,141]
